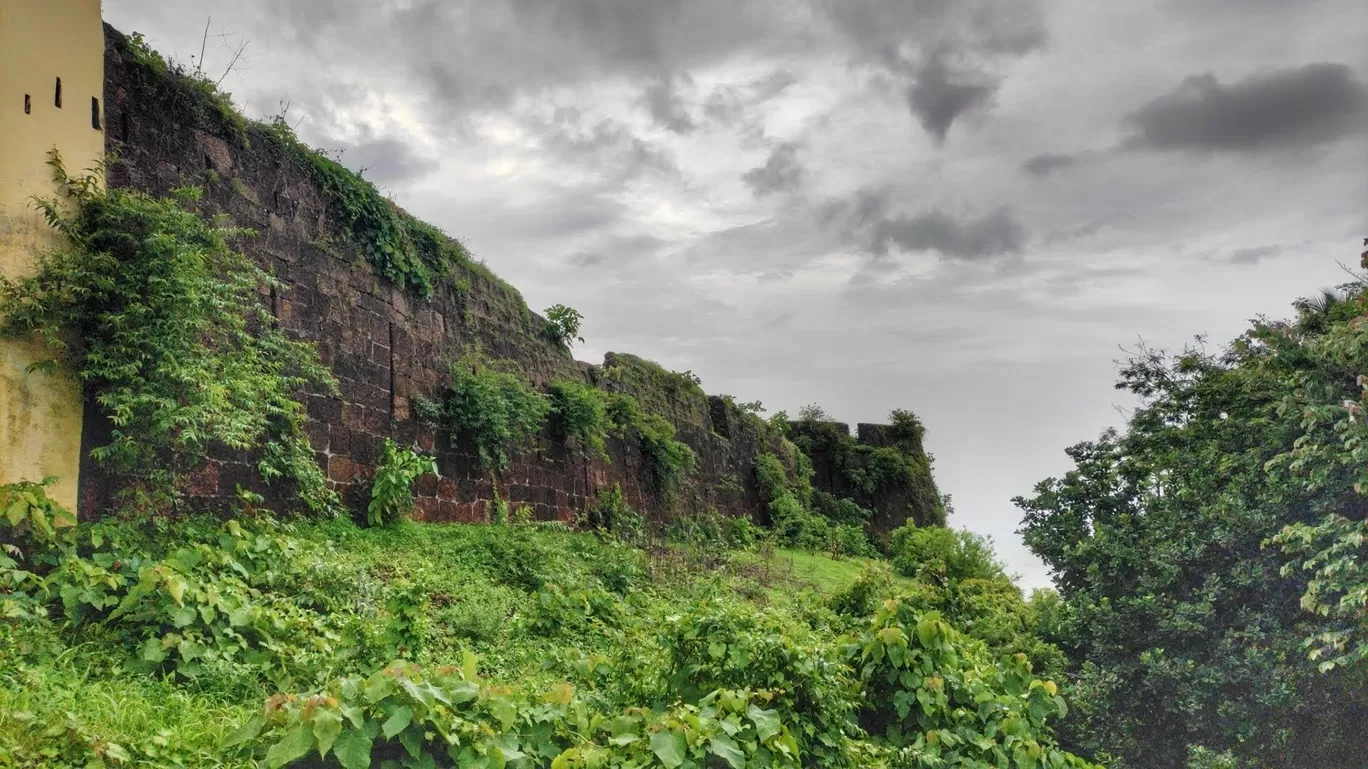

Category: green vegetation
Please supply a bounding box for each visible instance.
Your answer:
[543,304,585,350]
[789,412,946,528]
[547,380,611,460]
[1,481,1091,768]
[1015,277,1368,767]
[367,440,438,527]
[637,414,698,499]
[416,351,550,474]
[0,155,336,515]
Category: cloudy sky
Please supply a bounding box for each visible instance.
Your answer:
[103,0,1367,587]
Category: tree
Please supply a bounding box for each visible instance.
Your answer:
[543,304,584,349]
[797,403,830,422]
[1014,279,1368,768]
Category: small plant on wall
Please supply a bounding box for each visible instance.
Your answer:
[412,349,548,475]
[367,440,437,527]
[543,304,584,350]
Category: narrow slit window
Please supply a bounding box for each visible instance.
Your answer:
[91,97,101,130]
[54,77,62,108]
[24,94,31,114]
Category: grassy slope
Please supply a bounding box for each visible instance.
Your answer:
[0,520,876,767]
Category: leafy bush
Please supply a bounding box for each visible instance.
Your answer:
[0,155,337,514]
[424,351,549,474]
[366,440,437,527]
[828,562,896,618]
[584,483,643,540]
[638,414,697,498]
[851,598,1098,768]
[888,525,1005,584]
[658,599,862,767]
[754,453,789,502]
[547,379,609,459]
[543,303,584,349]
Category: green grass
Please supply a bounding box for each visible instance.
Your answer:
[742,548,916,594]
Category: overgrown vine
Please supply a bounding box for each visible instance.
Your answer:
[0,153,338,514]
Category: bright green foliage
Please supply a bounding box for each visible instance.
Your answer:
[368,440,438,527]
[657,599,862,767]
[789,413,946,529]
[1271,513,1368,671]
[756,452,875,558]
[888,525,1005,585]
[1016,282,1368,767]
[584,483,643,540]
[424,352,549,474]
[754,452,790,501]
[0,155,337,514]
[543,304,585,349]
[637,413,697,497]
[851,599,1099,769]
[2,499,1089,768]
[548,380,610,460]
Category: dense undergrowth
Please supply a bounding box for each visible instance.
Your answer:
[0,477,1088,768]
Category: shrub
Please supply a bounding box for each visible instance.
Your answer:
[659,599,863,767]
[0,155,337,514]
[851,598,1098,767]
[547,379,609,459]
[366,440,437,527]
[754,453,789,502]
[584,483,643,540]
[638,414,697,497]
[543,303,585,349]
[888,525,1005,584]
[425,351,548,474]
[828,562,895,618]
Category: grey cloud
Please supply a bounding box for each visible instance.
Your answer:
[567,234,669,269]
[336,138,434,185]
[703,70,798,127]
[1123,62,1368,154]
[1228,244,1284,265]
[906,55,995,142]
[824,0,1046,139]
[253,0,1043,138]
[535,113,679,182]
[1022,152,1080,177]
[569,252,605,267]
[642,76,697,133]
[742,143,804,197]
[829,190,1026,260]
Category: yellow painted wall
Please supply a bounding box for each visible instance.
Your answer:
[0,0,105,511]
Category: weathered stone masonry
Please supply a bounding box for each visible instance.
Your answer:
[84,24,940,532]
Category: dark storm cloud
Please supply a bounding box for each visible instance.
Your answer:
[1123,63,1368,154]
[252,0,1045,140]
[642,76,697,133]
[828,190,1026,260]
[742,144,804,197]
[823,0,1046,140]
[569,252,605,267]
[1022,152,1079,177]
[534,112,679,182]
[906,55,995,142]
[336,138,434,185]
[1228,244,1284,265]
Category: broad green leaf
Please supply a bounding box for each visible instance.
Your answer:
[313,708,344,756]
[382,705,413,739]
[333,729,374,769]
[747,704,782,741]
[265,724,314,769]
[222,714,266,748]
[650,730,687,768]
[709,734,745,769]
